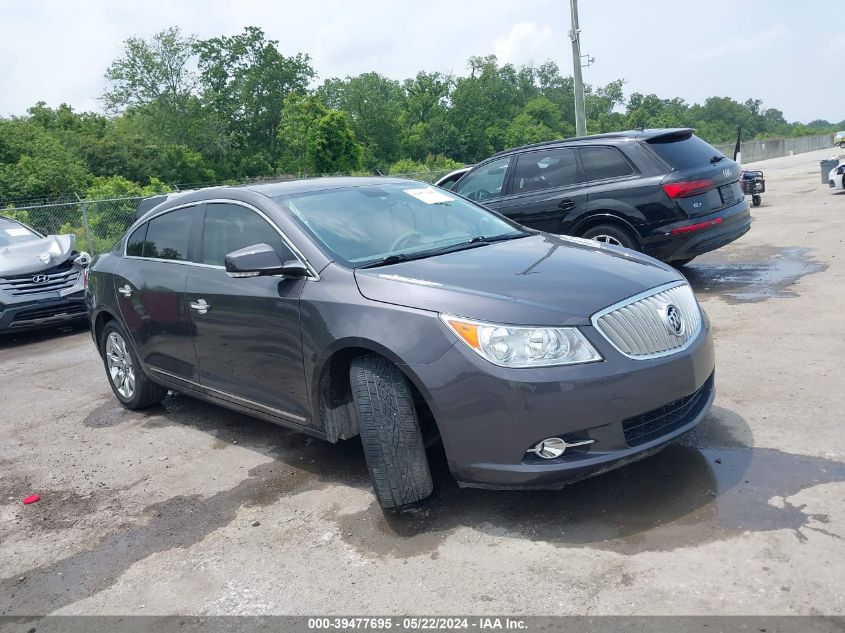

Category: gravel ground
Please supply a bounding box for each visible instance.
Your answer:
[1,148,843,616]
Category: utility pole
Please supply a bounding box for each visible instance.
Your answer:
[569,0,587,136]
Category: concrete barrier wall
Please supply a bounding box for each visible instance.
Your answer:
[715,133,835,164]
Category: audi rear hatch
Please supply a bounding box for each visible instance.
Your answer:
[645,129,744,218]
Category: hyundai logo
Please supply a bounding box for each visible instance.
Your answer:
[31,274,49,284]
[664,304,684,336]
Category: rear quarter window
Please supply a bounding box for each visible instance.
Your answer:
[126,224,147,256]
[647,134,724,170]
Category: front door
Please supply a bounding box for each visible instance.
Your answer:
[114,205,200,382]
[496,147,589,234]
[185,201,310,425]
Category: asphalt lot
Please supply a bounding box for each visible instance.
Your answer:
[1,148,843,616]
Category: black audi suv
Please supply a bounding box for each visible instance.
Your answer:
[443,128,751,265]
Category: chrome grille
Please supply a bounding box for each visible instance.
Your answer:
[592,283,702,359]
[0,261,81,296]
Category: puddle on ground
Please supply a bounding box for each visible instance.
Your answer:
[682,245,826,303]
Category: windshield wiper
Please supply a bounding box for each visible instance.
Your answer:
[358,253,415,269]
[710,155,726,164]
[358,233,526,269]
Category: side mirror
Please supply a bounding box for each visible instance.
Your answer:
[224,243,308,279]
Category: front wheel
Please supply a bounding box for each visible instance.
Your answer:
[839,142,845,149]
[581,223,639,251]
[100,321,167,410]
[350,354,433,510]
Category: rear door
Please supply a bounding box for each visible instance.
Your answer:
[494,147,588,233]
[185,201,311,425]
[114,205,200,382]
[578,144,656,228]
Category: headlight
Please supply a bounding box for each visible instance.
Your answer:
[440,314,602,368]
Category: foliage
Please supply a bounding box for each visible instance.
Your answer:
[1,25,841,212]
[276,94,362,175]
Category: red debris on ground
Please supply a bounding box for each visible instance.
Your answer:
[21,495,40,505]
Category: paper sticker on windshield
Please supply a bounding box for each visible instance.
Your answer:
[403,187,455,205]
[4,228,29,236]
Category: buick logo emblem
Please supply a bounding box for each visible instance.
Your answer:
[664,304,684,336]
[31,274,49,284]
[722,168,732,178]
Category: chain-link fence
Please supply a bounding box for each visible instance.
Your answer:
[2,196,145,255]
[1,168,464,255]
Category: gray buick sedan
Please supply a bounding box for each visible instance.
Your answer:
[86,178,715,510]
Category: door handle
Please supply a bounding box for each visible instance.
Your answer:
[118,284,132,298]
[190,298,211,315]
[558,199,576,211]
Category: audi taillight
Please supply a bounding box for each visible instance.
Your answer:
[661,179,715,199]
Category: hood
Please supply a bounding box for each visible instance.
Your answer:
[354,234,683,325]
[0,234,77,276]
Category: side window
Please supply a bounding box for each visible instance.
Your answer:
[579,146,636,181]
[513,148,584,194]
[454,156,511,202]
[126,223,147,256]
[202,203,294,266]
[143,206,196,261]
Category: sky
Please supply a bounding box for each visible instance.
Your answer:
[0,0,842,123]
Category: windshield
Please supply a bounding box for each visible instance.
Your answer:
[0,220,41,247]
[275,183,525,267]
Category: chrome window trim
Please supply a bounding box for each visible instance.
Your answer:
[590,280,702,360]
[123,198,320,280]
[149,367,307,424]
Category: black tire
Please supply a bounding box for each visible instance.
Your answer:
[672,257,695,267]
[839,142,845,149]
[580,223,639,251]
[752,194,761,207]
[350,354,433,510]
[100,321,167,410]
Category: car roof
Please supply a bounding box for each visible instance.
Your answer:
[489,128,695,158]
[134,177,427,221]
[240,176,418,198]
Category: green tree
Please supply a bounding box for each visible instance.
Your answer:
[318,72,403,170]
[194,26,315,172]
[277,94,362,175]
[0,118,91,201]
[103,27,198,146]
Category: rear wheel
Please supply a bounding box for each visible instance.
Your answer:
[752,194,761,207]
[839,142,845,149]
[100,321,167,410]
[350,353,433,510]
[581,223,639,251]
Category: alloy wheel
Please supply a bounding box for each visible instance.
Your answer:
[106,331,135,399]
[591,234,623,246]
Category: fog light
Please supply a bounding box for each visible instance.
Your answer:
[528,437,595,459]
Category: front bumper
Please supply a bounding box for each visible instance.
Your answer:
[0,292,87,333]
[640,200,751,262]
[411,313,715,489]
